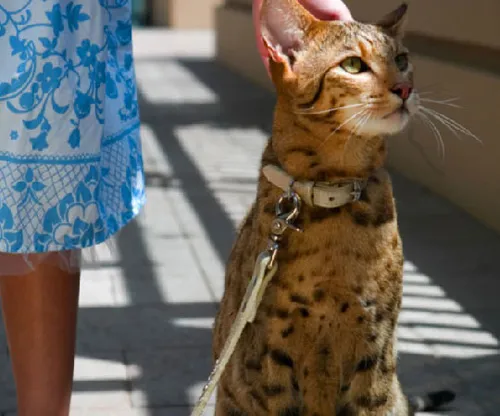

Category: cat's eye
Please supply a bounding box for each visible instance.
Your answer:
[340,57,369,74]
[395,53,409,71]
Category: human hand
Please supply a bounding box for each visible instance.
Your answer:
[253,0,353,73]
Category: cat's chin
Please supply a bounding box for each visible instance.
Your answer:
[361,109,411,137]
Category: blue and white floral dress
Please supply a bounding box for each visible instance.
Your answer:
[0,0,145,265]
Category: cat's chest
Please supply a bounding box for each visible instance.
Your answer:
[258,229,403,337]
[258,264,399,361]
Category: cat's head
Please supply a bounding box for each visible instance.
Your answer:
[260,0,417,138]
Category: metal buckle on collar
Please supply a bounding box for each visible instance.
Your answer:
[351,180,363,202]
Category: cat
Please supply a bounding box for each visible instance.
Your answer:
[212,1,455,414]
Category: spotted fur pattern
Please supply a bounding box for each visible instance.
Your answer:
[212,2,454,415]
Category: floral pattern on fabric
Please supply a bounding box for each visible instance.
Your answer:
[0,0,145,253]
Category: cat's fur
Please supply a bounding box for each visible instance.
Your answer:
[212,1,454,414]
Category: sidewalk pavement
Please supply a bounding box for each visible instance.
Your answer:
[0,29,499,416]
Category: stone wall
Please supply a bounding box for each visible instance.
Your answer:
[151,0,222,29]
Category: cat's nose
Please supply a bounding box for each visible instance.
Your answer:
[391,83,413,101]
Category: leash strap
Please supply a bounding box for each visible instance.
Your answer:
[191,190,303,416]
[191,252,277,416]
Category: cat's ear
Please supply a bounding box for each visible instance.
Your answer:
[260,0,315,66]
[377,3,408,39]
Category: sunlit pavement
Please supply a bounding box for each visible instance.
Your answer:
[0,29,499,416]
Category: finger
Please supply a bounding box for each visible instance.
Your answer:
[298,0,353,20]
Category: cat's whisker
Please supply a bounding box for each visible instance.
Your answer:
[417,112,446,160]
[343,110,371,152]
[419,106,482,144]
[415,89,462,105]
[422,97,460,103]
[353,111,372,137]
[419,98,462,109]
[418,115,445,160]
[320,107,368,148]
[415,84,455,97]
[423,114,447,160]
[294,103,365,116]
[419,107,462,143]
[352,111,372,144]
[356,111,372,135]
[417,91,435,96]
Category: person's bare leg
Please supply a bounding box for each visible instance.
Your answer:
[0,253,80,416]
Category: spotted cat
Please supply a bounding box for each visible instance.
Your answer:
[212,1,454,414]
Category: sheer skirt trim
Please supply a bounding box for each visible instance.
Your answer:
[0,238,116,276]
[0,251,82,276]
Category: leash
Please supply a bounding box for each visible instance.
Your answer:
[191,187,303,416]
[191,165,364,415]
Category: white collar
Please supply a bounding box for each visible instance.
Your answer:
[262,164,367,208]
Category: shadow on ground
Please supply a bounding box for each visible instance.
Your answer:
[0,54,499,415]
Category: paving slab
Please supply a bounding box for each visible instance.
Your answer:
[5,406,216,416]
[0,318,6,355]
[75,303,216,353]
[0,353,15,414]
[71,353,130,410]
[126,347,214,408]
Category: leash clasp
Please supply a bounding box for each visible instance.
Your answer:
[266,190,302,268]
[273,191,303,234]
